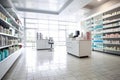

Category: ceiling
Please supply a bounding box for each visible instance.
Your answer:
[83,0,110,9]
[11,0,73,14]
[1,0,110,21]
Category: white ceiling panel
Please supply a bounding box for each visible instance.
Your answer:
[60,0,92,15]
[11,0,71,13]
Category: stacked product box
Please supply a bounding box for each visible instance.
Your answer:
[0,25,13,35]
[0,46,20,62]
[0,35,19,47]
[0,49,9,61]
[0,12,7,21]
[0,36,9,46]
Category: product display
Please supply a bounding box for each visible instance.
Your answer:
[104,40,120,44]
[83,6,120,55]
[103,33,120,38]
[86,18,94,28]
[0,46,20,62]
[0,25,16,36]
[94,25,103,30]
[103,18,120,24]
[0,49,8,61]
[102,7,120,55]
[104,46,120,51]
[0,3,23,80]
[0,35,19,47]
[8,46,20,54]
[0,4,23,62]
[92,14,103,51]
[103,27,120,33]
[93,34,103,38]
[103,10,120,19]
[103,22,120,28]
[0,12,7,21]
[83,18,94,31]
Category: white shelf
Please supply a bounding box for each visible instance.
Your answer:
[93,32,103,34]
[0,17,20,33]
[104,49,120,52]
[94,48,103,51]
[0,3,24,80]
[103,43,120,45]
[0,44,19,49]
[103,25,120,29]
[103,30,120,34]
[0,48,23,79]
[83,4,120,55]
[0,32,18,38]
[103,13,120,19]
[103,19,120,24]
[94,42,103,44]
[103,37,120,39]
[0,4,20,28]
[0,18,12,27]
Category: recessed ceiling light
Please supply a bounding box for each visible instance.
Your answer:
[97,0,102,1]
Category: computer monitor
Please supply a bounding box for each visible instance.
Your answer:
[73,30,80,38]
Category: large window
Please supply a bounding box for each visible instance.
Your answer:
[25,18,77,46]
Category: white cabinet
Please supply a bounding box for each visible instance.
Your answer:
[36,39,51,50]
[66,39,91,57]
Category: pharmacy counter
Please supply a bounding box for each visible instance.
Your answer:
[66,38,91,57]
[36,39,51,50]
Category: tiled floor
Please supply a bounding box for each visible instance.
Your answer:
[2,46,120,80]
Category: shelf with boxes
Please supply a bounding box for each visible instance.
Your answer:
[0,2,23,79]
[92,14,103,51]
[0,17,22,35]
[0,24,19,38]
[0,4,22,34]
[0,4,21,28]
[93,34,103,48]
[104,39,120,44]
[103,6,120,20]
[85,18,94,31]
[86,18,94,28]
[0,44,18,49]
[103,33,120,38]
[0,45,21,62]
[102,6,120,55]
[0,4,22,60]
[103,27,120,33]
[104,46,120,52]
[83,5,120,55]
[104,49,120,54]
[103,21,120,29]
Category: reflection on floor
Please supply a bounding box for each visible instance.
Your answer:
[2,46,120,80]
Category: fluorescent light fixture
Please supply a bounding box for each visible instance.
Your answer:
[97,0,102,1]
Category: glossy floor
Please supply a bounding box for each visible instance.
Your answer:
[2,46,120,80]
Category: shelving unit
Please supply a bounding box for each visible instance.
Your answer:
[103,6,120,55]
[93,14,103,51]
[83,5,120,55]
[0,2,23,80]
[0,44,18,49]
[0,32,18,38]
[85,18,94,31]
